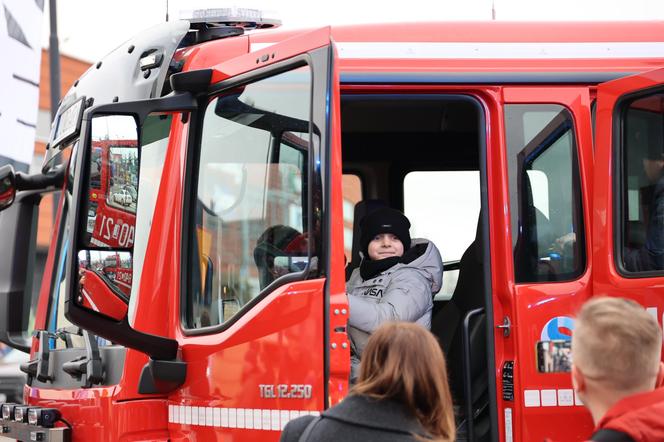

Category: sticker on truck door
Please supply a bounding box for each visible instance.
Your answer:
[540,316,575,341]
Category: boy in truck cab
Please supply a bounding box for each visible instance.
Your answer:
[346,208,443,381]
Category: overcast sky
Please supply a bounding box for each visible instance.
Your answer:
[42,0,664,62]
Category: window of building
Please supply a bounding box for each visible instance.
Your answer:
[505,104,585,283]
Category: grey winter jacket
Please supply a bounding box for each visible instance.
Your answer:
[347,238,443,377]
[279,394,429,442]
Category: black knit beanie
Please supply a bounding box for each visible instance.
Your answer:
[359,208,411,258]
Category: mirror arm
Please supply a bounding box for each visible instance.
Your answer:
[138,356,187,394]
[36,330,54,382]
[21,331,55,383]
[14,167,65,192]
[21,329,58,380]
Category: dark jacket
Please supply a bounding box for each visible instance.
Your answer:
[279,394,429,442]
[624,176,664,272]
[587,387,664,442]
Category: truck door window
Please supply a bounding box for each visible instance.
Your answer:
[404,170,481,299]
[505,104,586,283]
[618,92,664,275]
[187,65,315,330]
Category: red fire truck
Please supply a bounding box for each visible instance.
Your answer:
[0,10,664,442]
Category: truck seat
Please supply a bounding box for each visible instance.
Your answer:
[430,213,489,441]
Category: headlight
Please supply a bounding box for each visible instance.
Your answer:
[14,405,29,422]
[28,408,60,428]
[27,408,39,425]
[1,403,16,420]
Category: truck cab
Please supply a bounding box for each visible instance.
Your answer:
[1,11,664,442]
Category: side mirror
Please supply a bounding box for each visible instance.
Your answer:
[273,256,311,274]
[75,114,138,310]
[0,165,16,212]
[0,166,65,353]
[0,189,41,352]
[65,92,196,367]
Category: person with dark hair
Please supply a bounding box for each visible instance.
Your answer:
[624,140,664,272]
[253,225,308,289]
[280,321,455,442]
[346,208,443,381]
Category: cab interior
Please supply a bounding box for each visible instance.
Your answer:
[340,92,492,441]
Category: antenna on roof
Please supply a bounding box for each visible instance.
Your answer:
[492,0,496,20]
[166,0,169,22]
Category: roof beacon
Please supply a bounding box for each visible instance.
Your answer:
[182,7,281,30]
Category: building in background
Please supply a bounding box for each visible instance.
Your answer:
[0,0,44,172]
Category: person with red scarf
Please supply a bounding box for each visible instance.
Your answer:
[572,297,664,442]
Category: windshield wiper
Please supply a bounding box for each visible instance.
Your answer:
[61,328,103,387]
[20,327,104,387]
[19,330,53,382]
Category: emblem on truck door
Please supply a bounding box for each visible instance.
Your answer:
[540,316,575,341]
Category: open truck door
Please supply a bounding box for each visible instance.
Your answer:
[64,27,345,440]
[593,69,664,323]
[500,87,595,441]
[168,27,347,440]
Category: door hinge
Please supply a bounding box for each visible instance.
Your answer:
[496,316,511,337]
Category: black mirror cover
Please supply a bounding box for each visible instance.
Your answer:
[65,94,197,362]
[0,190,42,352]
